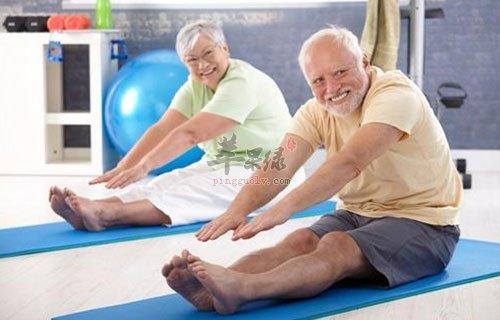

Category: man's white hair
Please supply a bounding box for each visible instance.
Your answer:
[176,20,226,57]
[298,25,364,73]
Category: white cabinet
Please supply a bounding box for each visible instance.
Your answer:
[0,31,121,175]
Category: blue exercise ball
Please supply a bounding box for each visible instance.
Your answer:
[104,49,204,175]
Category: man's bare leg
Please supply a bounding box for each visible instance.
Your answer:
[64,193,171,231]
[231,228,320,271]
[162,228,320,310]
[187,231,378,314]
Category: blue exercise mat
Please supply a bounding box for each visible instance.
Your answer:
[52,239,500,320]
[0,201,335,258]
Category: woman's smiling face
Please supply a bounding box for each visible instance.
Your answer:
[183,35,230,91]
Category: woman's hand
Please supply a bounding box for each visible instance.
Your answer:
[100,163,149,189]
[89,166,125,185]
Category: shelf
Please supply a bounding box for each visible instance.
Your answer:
[0,32,120,175]
[45,112,92,125]
[45,124,92,163]
[46,147,91,164]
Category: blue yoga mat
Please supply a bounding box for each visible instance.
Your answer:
[0,201,335,258]
[52,239,500,320]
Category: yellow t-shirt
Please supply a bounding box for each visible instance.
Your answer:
[288,67,462,226]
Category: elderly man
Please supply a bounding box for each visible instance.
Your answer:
[49,21,304,231]
[162,25,462,314]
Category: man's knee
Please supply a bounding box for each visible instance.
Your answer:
[281,228,320,254]
[314,231,375,278]
[315,231,363,262]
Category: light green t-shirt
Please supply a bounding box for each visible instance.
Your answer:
[287,66,462,226]
[170,59,291,168]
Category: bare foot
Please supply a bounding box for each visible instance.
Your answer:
[63,187,77,198]
[187,251,246,315]
[65,195,106,231]
[49,186,85,230]
[161,251,213,311]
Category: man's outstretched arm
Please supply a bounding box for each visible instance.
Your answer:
[233,122,404,240]
[196,133,314,241]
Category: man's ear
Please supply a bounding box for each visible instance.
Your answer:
[362,54,371,68]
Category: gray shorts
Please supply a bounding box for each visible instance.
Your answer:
[308,210,460,288]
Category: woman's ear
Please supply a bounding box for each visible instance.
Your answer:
[220,42,230,56]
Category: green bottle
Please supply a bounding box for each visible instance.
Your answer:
[95,0,112,29]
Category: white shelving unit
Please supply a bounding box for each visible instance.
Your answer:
[0,31,121,175]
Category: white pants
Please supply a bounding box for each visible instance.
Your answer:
[117,161,306,226]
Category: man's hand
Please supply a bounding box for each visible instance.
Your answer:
[102,163,149,189]
[196,211,248,242]
[232,209,291,240]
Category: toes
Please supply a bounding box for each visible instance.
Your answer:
[186,251,201,264]
[171,255,187,269]
[190,267,208,280]
[64,187,76,197]
[162,254,189,277]
[188,261,206,275]
[49,186,55,201]
[65,196,79,212]
[49,186,62,201]
[161,263,174,277]
[55,186,64,195]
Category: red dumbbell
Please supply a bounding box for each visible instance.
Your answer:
[47,14,67,31]
[65,15,91,30]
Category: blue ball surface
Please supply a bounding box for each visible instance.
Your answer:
[104,49,204,175]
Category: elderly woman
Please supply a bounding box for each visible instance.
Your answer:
[49,21,304,231]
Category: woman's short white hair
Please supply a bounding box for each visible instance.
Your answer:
[298,25,364,72]
[176,21,227,57]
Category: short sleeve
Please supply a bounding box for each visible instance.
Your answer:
[201,76,258,123]
[287,100,323,150]
[169,82,194,118]
[362,82,422,138]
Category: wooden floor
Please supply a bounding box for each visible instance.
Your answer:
[0,163,499,320]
